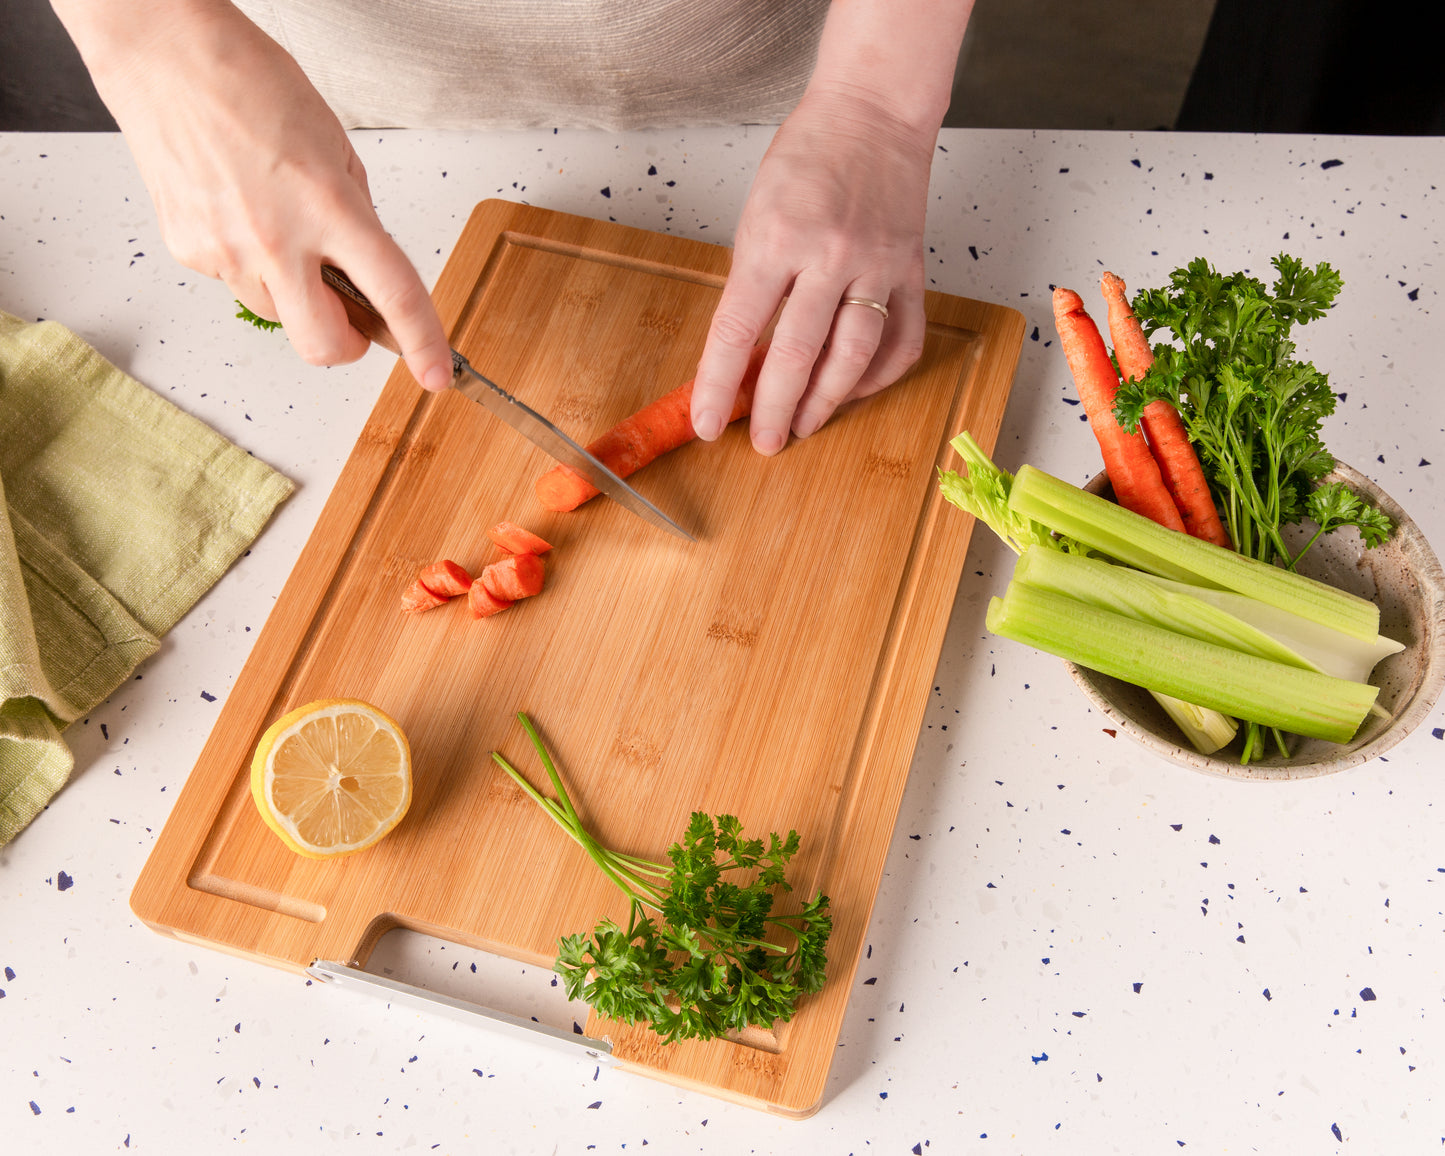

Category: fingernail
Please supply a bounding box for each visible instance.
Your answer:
[422,364,453,391]
[793,413,820,439]
[694,409,724,440]
[754,428,785,455]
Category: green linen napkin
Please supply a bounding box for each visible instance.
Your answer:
[1,309,295,845]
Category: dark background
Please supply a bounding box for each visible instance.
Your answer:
[2,0,1441,134]
[1175,0,1445,134]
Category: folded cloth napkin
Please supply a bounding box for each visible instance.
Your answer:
[1,309,294,844]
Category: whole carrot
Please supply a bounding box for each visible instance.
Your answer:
[1052,287,1186,532]
[1101,272,1232,549]
[535,342,770,512]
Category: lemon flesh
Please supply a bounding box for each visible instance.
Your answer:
[250,699,411,858]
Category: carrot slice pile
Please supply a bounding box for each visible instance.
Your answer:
[400,579,449,614]
[480,553,545,602]
[467,581,512,619]
[401,523,553,621]
[402,559,473,612]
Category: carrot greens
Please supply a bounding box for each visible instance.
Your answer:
[491,714,831,1044]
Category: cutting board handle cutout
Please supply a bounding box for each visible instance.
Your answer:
[308,958,615,1061]
[364,925,587,1025]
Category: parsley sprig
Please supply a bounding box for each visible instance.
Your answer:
[1113,254,1393,569]
[491,713,832,1044]
[235,301,283,332]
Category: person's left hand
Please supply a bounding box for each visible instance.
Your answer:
[689,87,937,455]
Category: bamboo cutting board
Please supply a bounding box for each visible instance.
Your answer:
[131,199,1023,1116]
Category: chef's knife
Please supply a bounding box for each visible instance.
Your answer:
[321,264,694,541]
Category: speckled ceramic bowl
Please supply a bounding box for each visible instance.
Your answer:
[1064,464,1445,780]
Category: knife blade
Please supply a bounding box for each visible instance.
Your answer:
[320,264,694,540]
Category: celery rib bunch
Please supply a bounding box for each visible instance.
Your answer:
[941,433,1237,755]
[940,441,1402,763]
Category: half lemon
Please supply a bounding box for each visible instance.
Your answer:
[250,698,412,858]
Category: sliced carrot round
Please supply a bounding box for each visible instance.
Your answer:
[401,578,448,613]
[488,521,552,555]
[468,579,512,619]
[481,553,545,602]
[418,559,473,597]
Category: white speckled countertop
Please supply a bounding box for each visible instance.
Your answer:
[2,128,1442,1154]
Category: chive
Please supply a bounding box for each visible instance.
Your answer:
[1007,466,1380,642]
[986,581,1378,744]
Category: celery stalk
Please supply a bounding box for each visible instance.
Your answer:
[1151,693,1239,754]
[1127,570,1405,684]
[939,435,1236,755]
[1012,547,1313,669]
[985,581,1378,744]
[1007,465,1380,642]
[938,431,1063,555]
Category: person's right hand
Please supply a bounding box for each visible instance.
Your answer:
[53,0,454,390]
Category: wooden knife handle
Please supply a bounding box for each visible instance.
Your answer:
[321,264,402,355]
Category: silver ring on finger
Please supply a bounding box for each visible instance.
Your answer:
[839,296,889,321]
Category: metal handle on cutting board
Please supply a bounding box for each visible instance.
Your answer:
[307,959,615,1062]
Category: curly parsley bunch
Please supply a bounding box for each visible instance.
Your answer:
[493,715,831,1044]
